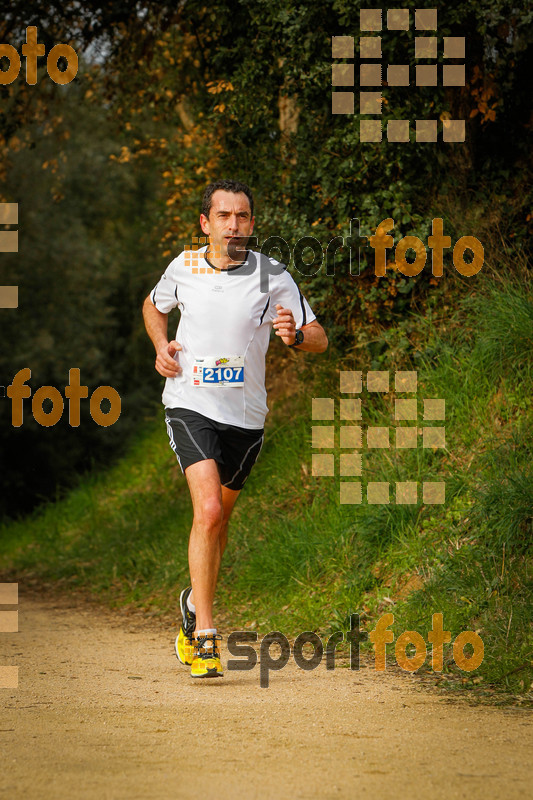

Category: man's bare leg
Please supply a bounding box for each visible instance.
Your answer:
[184,459,240,634]
[217,483,241,559]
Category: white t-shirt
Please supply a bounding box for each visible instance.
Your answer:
[150,247,316,428]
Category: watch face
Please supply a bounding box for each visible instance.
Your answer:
[296,330,304,344]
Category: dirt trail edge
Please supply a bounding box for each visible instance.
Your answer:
[1,592,532,800]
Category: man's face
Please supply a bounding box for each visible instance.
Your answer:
[200,190,255,260]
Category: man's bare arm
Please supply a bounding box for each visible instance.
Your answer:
[273,305,328,353]
[142,295,182,377]
[297,319,328,353]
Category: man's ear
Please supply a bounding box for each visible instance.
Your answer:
[199,213,210,235]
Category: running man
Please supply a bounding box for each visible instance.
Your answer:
[143,179,327,678]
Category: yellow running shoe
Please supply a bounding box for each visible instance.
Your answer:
[175,587,196,666]
[191,632,223,679]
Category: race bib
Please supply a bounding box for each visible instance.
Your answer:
[192,356,245,387]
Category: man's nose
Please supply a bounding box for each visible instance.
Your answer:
[227,214,239,231]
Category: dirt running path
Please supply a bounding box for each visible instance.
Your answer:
[1,592,532,800]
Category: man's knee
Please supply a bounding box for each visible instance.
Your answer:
[194,497,224,532]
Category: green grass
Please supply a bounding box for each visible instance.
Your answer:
[0,421,193,604]
[1,274,532,701]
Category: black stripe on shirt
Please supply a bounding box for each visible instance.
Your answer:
[259,297,270,324]
[298,287,307,326]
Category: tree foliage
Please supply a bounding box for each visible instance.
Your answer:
[0,0,531,515]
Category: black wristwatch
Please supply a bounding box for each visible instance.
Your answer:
[289,329,304,348]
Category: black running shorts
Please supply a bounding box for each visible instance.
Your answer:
[164,407,264,491]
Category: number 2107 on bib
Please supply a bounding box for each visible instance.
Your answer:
[192,356,245,387]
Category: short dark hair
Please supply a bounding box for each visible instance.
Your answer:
[201,179,254,219]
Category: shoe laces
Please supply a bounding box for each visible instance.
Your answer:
[194,633,221,660]
[184,616,196,640]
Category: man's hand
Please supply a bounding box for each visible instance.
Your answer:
[273,304,297,345]
[155,340,183,377]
